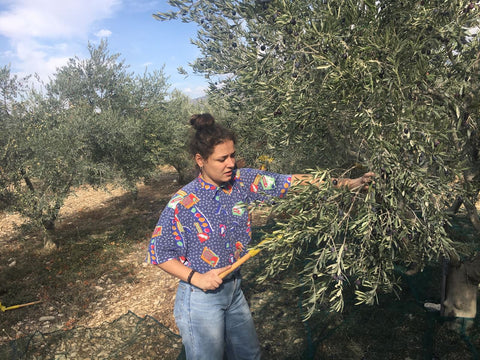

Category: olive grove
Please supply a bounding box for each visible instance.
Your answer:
[0,40,206,248]
[154,0,480,316]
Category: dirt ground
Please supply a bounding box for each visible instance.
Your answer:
[0,172,181,340]
[56,180,180,332]
[0,170,306,359]
[1,171,479,359]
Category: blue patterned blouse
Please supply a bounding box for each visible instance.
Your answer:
[146,168,291,273]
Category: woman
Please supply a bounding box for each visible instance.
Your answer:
[147,113,373,359]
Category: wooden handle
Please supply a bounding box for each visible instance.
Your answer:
[2,300,42,311]
[219,253,252,279]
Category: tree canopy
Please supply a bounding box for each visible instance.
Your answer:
[154,0,480,313]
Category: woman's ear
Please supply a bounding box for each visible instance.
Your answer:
[195,153,204,169]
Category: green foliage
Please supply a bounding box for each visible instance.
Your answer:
[47,39,134,113]
[0,42,171,246]
[155,0,480,313]
[0,66,31,211]
[145,89,231,184]
[144,89,194,183]
[258,169,454,315]
[1,37,222,248]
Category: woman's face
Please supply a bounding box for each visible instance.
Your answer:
[196,140,236,187]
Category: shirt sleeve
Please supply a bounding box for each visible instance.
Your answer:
[236,168,292,203]
[146,202,187,266]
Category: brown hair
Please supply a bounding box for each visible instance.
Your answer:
[189,113,236,160]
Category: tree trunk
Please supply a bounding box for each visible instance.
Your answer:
[176,165,196,185]
[446,195,463,215]
[41,196,64,249]
[42,218,58,250]
[463,197,480,234]
[20,167,57,249]
[442,255,480,330]
[441,196,480,329]
[43,231,57,250]
[20,169,35,192]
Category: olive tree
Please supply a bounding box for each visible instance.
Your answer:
[154,0,480,315]
[47,39,134,113]
[145,88,231,184]
[0,66,31,212]
[0,42,171,248]
[0,70,93,247]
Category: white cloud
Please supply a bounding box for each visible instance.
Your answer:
[0,48,14,58]
[95,29,112,38]
[0,0,120,39]
[11,38,72,79]
[0,0,121,80]
[179,84,208,99]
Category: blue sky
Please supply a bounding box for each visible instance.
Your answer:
[0,0,208,98]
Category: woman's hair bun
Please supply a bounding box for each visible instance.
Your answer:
[190,113,215,130]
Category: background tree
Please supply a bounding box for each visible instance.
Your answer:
[154,0,480,314]
[47,39,134,113]
[145,88,230,184]
[0,66,31,212]
[147,89,196,184]
[0,42,171,248]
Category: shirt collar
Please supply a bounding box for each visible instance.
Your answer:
[196,174,234,197]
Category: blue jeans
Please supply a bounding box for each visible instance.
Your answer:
[174,276,261,360]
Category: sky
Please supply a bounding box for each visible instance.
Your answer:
[0,0,208,98]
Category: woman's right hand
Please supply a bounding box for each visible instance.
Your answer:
[192,265,232,291]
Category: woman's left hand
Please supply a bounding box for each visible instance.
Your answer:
[349,171,375,191]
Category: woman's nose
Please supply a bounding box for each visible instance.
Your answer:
[227,156,235,168]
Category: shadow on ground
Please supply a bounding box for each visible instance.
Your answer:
[1,172,479,359]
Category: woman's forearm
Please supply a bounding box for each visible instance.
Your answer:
[158,258,195,283]
[292,172,375,190]
[157,258,232,291]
